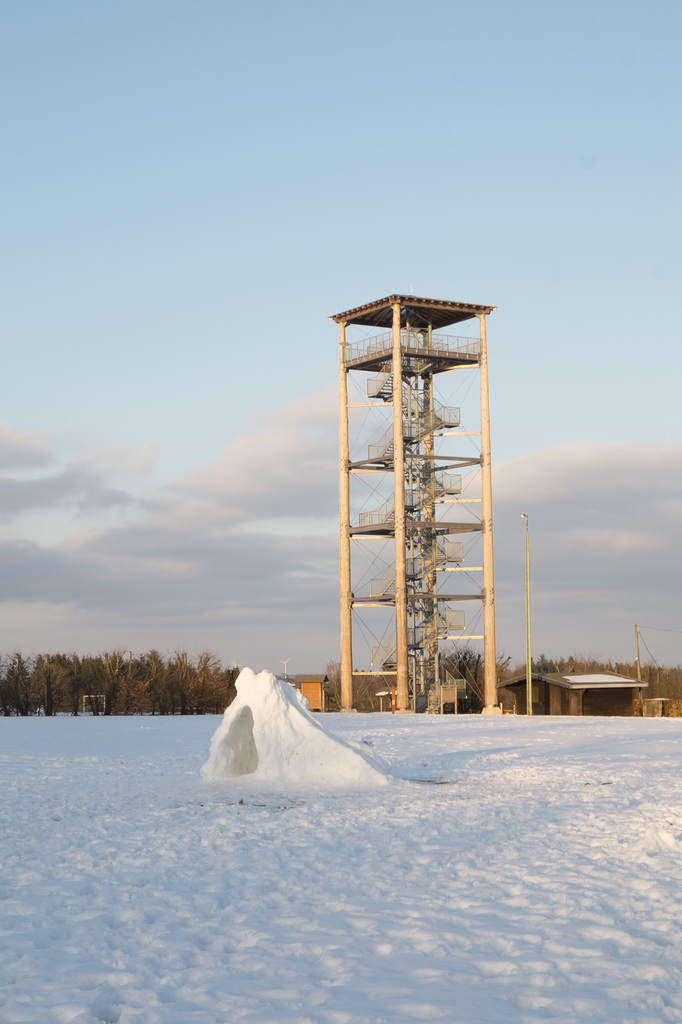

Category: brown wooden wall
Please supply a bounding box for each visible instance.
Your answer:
[502,683,637,717]
[300,681,325,711]
[582,687,635,717]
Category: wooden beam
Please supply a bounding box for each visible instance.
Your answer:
[392,301,409,712]
[339,320,353,712]
[479,312,498,711]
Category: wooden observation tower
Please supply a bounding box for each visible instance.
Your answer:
[330,294,498,713]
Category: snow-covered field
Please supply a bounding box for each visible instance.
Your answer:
[2,709,682,1024]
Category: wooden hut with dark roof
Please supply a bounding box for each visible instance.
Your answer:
[292,674,330,712]
[498,671,646,717]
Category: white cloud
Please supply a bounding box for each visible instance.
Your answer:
[0,599,79,633]
[560,529,659,553]
[0,439,162,522]
[165,383,337,516]
[0,464,132,519]
[75,442,161,476]
[0,406,680,672]
[495,441,682,509]
[0,390,339,669]
[0,423,51,470]
[493,442,682,666]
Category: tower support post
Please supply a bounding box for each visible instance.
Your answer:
[478,312,498,710]
[392,302,409,711]
[338,320,354,711]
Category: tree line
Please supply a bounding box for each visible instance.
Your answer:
[508,653,682,702]
[0,650,239,716]
[3,646,680,717]
[325,649,682,713]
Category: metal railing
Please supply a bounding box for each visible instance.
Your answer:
[422,402,460,431]
[442,608,466,633]
[440,540,464,563]
[358,480,426,525]
[434,472,462,497]
[367,426,394,461]
[413,610,465,644]
[370,574,396,598]
[366,372,393,399]
[358,495,394,527]
[371,643,396,668]
[345,331,480,364]
[406,541,464,579]
[366,405,459,461]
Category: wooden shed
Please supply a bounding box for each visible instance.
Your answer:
[498,671,646,717]
[293,674,330,712]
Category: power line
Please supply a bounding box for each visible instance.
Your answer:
[637,631,661,670]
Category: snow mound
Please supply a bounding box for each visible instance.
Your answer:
[630,823,680,858]
[201,668,389,789]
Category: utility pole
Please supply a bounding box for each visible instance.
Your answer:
[521,513,532,715]
[634,624,641,682]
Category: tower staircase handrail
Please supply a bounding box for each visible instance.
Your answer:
[419,608,466,643]
[442,668,464,692]
[420,402,460,434]
[345,331,480,364]
[357,483,419,526]
[367,419,416,461]
[358,495,394,527]
[406,540,464,579]
[370,643,396,668]
[366,372,393,400]
[369,573,396,598]
[414,473,463,508]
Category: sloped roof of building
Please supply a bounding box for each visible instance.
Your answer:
[499,671,646,691]
[330,294,495,330]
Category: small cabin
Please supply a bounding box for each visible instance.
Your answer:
[293,674,330,712]
[498,671,646,717]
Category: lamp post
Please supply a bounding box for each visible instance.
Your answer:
[634,623,642,682]
[521,514,532,716]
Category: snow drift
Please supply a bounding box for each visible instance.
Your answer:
[201,668,388,788]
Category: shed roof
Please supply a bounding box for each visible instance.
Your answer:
[330,294,495,330]
[499,671,646,691]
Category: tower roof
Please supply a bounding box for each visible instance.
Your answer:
[330,294,495,331]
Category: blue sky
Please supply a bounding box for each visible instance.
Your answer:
[0,0,680,671]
